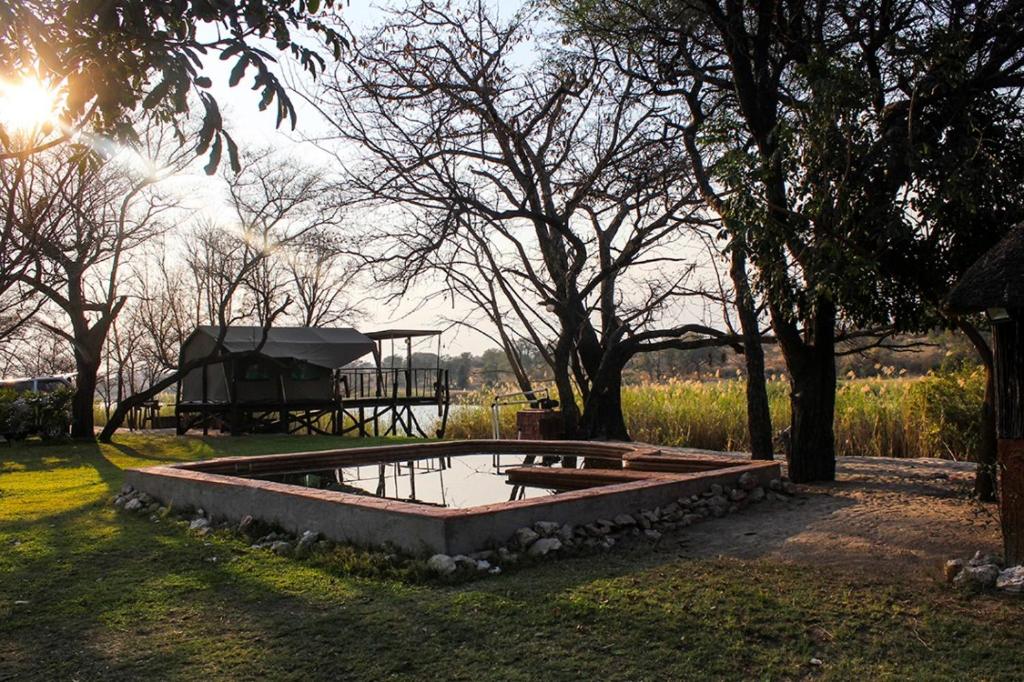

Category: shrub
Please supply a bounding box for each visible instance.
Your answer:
[0,387,73,441]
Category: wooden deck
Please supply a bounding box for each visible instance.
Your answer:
[175,367,450,438]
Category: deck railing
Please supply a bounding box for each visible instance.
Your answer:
[336,367,448,401]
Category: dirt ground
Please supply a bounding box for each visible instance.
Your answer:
[660,448,1001,581]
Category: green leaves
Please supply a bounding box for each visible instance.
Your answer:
[1,0,349,172]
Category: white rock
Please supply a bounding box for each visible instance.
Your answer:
[534,521,561,537]
[189,517,210,531]
[527,537,562,557]
[613,513,637,527]
[996,565,1024,593]
[954,563,1000,589]
[475,560,492,572]
[488,566,502,575]
[969,550,998,567]
[514,527,540,548]
[270,541,292,556]
[810,658,823,667]
[453,554,477,570]
[427,553,456,575]
[737,472,759,491]
[294,531,318,559]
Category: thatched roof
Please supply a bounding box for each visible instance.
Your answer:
[948,223,1024,313]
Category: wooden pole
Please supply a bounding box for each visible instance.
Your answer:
[201,363,209,436]
[994,310,1024,565]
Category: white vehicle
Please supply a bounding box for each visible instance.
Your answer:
[0,374,75,394]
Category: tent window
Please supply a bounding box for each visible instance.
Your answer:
[239,358,273,381]
[290,362,329,381]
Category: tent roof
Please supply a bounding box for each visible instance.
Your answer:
[190,326,376,369]
[948,223,1024,312]
[365,329,442,341]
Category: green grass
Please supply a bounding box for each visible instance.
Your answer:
[1,433,1021,679]
[448,367,987,460]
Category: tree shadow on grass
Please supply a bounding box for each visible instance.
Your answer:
[0,488,839,679]
[2,494,1021,680]
[1,444,1015,680]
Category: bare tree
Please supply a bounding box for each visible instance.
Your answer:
[2,125,191,437]
[313,1,736,439]
[285,231,362,327]
[99,149,352,439]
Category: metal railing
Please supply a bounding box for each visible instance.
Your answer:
[336,367,448,401]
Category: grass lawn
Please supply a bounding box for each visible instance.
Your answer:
[0,434,1021,680]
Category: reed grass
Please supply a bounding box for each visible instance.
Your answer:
[446,365,987,460]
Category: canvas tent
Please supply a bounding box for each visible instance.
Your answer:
[179,326,376,405]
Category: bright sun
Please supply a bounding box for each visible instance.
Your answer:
[0,77,60,135]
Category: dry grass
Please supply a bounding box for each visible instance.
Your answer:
[447,366,987,460]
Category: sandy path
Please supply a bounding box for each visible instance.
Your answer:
[657,448,1001,579]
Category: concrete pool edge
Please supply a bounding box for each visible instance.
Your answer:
[124,441,781,555]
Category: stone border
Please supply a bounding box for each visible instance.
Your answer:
[125,440,780,555]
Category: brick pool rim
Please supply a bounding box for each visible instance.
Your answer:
[125,440,781,555]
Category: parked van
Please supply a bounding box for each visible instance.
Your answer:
[0,375,74,394]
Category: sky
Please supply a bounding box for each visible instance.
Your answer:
[181,1,726,358]
[183,2,502,358]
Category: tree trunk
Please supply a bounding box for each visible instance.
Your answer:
[70,356,99,439]
[730,241,773,460]
[579,362,629,441]
[787,355,837,482]
[775,299,837,483]
[551,343,580,439]
[959,321,998,502]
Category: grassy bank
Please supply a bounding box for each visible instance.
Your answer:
[447,366,986,460]
[1,433,1021,679]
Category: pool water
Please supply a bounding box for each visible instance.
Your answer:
[251,454,568,508]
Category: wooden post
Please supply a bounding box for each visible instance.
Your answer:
[201,364,209,436]
[228,358,242,436]
[277,369,288,434]
[175,376,185,435]
[994,310,1024,565]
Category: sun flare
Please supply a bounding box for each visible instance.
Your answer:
[0,76,60,135]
